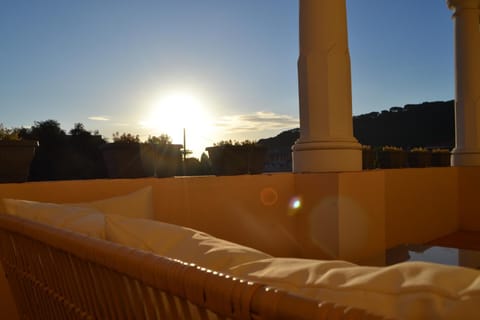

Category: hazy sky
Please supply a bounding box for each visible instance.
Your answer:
[0,0,454,156]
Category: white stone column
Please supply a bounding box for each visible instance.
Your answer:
[448,0,480,166]
[292,0,361,173]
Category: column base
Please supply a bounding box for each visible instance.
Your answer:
[292,140,362,173]
[451,148,480,166]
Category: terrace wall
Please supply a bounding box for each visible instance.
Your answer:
[0,168,470,260]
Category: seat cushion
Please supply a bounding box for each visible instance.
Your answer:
[230,257,480,320]
[105,214,272,271]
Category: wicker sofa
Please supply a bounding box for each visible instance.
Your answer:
[0,213,384,320]
[1,186,480,319]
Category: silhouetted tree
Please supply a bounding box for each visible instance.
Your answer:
[67,123,107,179]
[179,153,212,176]
[17,120,65,180]
[69,123,90,136]
[199,152,212,175]
[112,132,140,143]
[146,134,172,145]
[353,100,454,149]
[19,120,107,180]
[21,120,66,147]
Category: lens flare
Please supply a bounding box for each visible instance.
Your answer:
[288,196,302,216]
[260,187,278,206]
[292,199,301,209]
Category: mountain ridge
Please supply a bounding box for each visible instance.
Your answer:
[259,100,455,149]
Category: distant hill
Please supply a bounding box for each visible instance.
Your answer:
[259,100,455,150]
[353,100,454,149]
[258,128,300,149]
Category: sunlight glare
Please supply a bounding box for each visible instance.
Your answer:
[140,91,215,157]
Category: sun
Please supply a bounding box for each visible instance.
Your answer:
[140,91,214,157]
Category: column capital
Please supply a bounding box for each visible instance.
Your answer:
[447,0,480,10]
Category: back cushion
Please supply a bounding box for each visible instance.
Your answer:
[74,186,154,219]
[2,199,105,238]
[2,186,155,239]
[105,214,272,271]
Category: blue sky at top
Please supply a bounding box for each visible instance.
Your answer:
[0,0,454,155]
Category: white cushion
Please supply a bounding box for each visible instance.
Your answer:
[2,199,105,238]
[2,186,154,239]
[74,186,154,219]
[105,214,272,271]
[230,257,480,320]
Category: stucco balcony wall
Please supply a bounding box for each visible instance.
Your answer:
[0,173,386,261]
[459,167,480,231]
[384,167,459,249]
[0,168,472,260]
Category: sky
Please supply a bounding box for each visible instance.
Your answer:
[0,0,454,157]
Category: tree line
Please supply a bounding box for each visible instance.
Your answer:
[15,120,212,181]
[259,100,455,150]
[6,100,456,180]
